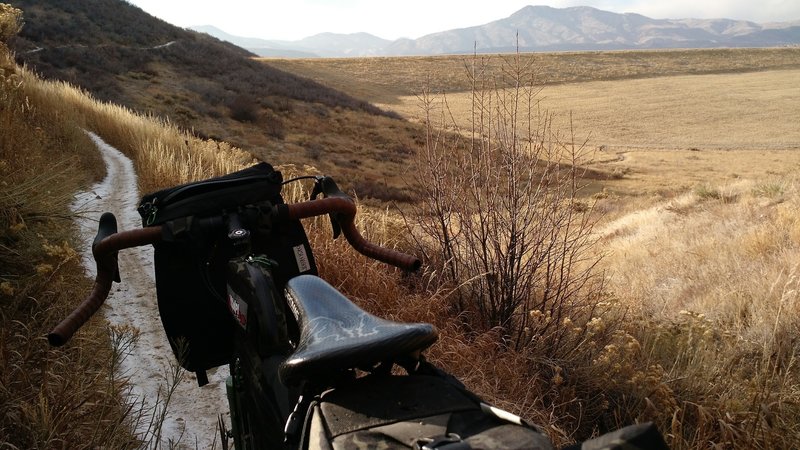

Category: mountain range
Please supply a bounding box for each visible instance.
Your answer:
[194,5,800,58]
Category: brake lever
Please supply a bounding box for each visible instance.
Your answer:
[309,177,324,201]
[94,212,121,283]
[311,176,345,239]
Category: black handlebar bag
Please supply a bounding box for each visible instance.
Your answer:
[137,162,317,382]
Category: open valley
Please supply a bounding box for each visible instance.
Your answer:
[267,48,800,201]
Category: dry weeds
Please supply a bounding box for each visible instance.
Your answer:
[17,69,256,194]
[1,31,138,446]
[598,178,800,447]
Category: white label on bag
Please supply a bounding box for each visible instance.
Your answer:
[227,291,247,329]
[293,245,311,273]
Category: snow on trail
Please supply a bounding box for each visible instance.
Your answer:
[71,132,229,449]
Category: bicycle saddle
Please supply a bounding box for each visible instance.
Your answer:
[279,275,438,385]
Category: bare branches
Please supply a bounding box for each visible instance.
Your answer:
[411,54,603,349]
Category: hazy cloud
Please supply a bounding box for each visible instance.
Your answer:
[622,0,800,22]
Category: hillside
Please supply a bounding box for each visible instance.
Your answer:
[266,47,800,105]
[8,0,424,201]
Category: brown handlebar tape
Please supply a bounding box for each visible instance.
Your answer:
[48,226,163,347]
[340,221,421,271]
[285,197,421,272]
[48,277,114,346]
[285,196,356,221]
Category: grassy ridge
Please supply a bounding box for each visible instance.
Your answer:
[265,47,800,104]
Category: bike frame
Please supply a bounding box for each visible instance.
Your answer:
[220,219,298,448]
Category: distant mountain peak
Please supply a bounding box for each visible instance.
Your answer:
[198,6,800,57]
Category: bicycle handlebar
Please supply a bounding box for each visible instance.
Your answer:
[48,193,420,347]
[48,215,163,347]
[277,197,421,272]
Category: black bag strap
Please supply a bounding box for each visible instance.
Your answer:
[403,356,544,433]
[561,422,670,450]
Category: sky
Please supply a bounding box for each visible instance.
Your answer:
[126,0,800,42]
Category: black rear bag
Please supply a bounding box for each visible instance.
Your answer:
[137,162,317,377]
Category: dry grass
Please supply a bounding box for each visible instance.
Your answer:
[264,47,800,105]
[5,7,800,447]
[596,179,800,448]
[386,69,800,202]
[602,178,800,335]
[17,68,256,194]
[1,24,138,446]
[392,70,800,149]
[268,47,800,206]
[273,49,800,447]
[373,70,800,242]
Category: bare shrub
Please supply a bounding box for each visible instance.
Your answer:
[263,95,293,114]
[228,94,259,123]
[0,4,22,45]
[411,53,603,348]
[262,110,286,139]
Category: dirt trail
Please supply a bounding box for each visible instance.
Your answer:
[71,132,228,449]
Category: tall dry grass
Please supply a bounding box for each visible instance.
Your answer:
[17,67,256,195]
[599,179,800,448]
[1,9,138,445]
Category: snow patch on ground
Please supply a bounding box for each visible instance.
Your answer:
[71,132,229,449]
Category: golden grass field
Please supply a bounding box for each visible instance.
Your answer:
[268,48,800,201]
[400,69,800,199]
[264,47,800,102]
[267,48,800,448]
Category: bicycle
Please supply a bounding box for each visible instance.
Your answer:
[48,163,668,449]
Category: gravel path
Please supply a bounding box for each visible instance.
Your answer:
[71,132,229,449]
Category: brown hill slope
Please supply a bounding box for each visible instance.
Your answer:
[9,0,423,200]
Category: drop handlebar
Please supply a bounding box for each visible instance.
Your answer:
[48,196,420,347]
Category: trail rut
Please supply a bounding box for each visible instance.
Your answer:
[71,132,229,449]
